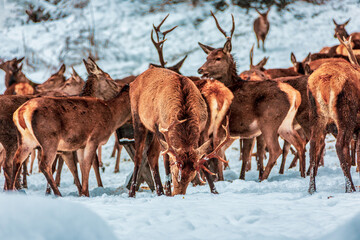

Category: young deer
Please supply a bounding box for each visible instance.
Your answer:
[253,8,270,51]
[307,35,360,194]
[198,12,306,180]
[11,58,131,197]
[129,67,232,197]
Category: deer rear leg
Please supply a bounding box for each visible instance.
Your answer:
[11,145,32,190]
[39,147,62,197]
[3,143,17,190]
[279,127,306,178]
[255,135,265,178]
[29,149,36,174]
[129,114,148,198]
[147,137,164,196]
[55,155,64,187]
[336,128,356,193]
[239,138,254,180]
[92,153,103,187]
[22,158,29,189]
[260,129,282,181]
[356,136,360,172]
[114,144,122,173]
[279,141,291,174]
[97,146,104,172]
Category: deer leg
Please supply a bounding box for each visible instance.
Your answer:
[61,151,82,195]
[55,155,64,187]
[146,137,164,196]
[45,156,58,195]
[239,138,254,180]
[256,135,265,179]
[22,158,29,189]
[357,136,360,172]
[336,128,356,193]
[129,114,148,198]
[39,147,62,197]
[29,149,36,174]
[308,122,326,194]
[163,154,172,196]
[260,129,282,181]
[256,35,260,49]
[114,143,122,173]
[97,146,104,172]
[79,144,99,197]
[279,141,291,174]
[92,153,103,187]
[3,143,17,190]
[203,165,218,194]
[351,139,356,166]
[11,145,32,190]
[279,128,306,178]
[111,133,118,158]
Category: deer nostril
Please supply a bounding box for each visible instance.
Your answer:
[198,68,203,74]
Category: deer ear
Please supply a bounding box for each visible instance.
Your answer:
[257,57,268,68]
[333,19,338,26]
[18,63,23,71]
[168,55,187,74]
[223,39,232,54]
[290,52,297,64]
[15,57,24,65]
[83,57,102,75]
[255,8,261,15]
[196,139,212,155]
[198,42,215,55]
[304,52,311,64]
[344,18,351,26]
[58,64,66,75]
[266,7,271,15]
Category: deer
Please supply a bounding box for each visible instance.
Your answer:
[0,57,38,89]
[0,66,83,192]
[128,66,233,197]
[198,12,307,181]
[307,35,360,194]
[253,8,270,51]
[333,18,360,41]
[11,57,132,197]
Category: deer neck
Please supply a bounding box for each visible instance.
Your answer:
[221,60,240,87]
[104,88,131,130]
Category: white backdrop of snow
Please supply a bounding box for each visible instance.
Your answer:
[1,0,360,240]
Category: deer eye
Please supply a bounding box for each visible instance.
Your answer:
[216,58,221,61]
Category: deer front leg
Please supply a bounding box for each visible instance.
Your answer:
[239,138,254,180]
[61,151,82,195]
[260,129,282,181]
[163,154,172,196]
[147,137,164,196]
[55,155,64,187]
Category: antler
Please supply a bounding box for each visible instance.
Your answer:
[337,34,359,66]
[151,14,178,68]
[160,115,187,168]
[196,116,236,175]
[210,11,235,40]
[250,44,255,67]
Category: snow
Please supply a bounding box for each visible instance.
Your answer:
[1,0,360,239]
[0,193,117,240]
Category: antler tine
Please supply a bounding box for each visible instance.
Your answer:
[195,116,236,176]
[153,14,170,33]
[210,11,227,38]
[337,34,359,66]
[230,14,235,39]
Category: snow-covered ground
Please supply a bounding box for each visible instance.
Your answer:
[1,0,360,239]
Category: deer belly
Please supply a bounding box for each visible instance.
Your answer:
[231,120,262,138]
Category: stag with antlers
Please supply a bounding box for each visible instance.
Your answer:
[198,12,306,180]
[307,35,360,194]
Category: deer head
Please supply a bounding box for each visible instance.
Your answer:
[58,67,85,96]
[239,44,269,81]
[159,115,231,195]
[0,57,26,88]
[35,64,66,93]
[81,57,122,100]
[197,12,236,86]
[333,18,350,39]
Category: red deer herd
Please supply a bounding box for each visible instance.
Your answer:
[1,9,360,197]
